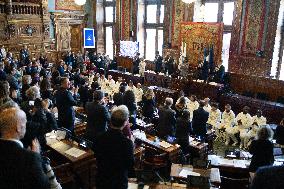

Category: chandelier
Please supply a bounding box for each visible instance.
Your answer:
[181,0,196,4]
[74,0,86,6]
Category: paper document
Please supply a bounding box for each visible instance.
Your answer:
[179,169,201,178]
[233,160,247,168]
[159,141,172,148]
[65,147,86,158]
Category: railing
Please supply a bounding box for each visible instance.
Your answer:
[0,2,42,15]
[12,3,42,15]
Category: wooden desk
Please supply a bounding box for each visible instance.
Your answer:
[208,155,250,178]
[144,72,223,101]
[74,122,87,137]
[135,134,181,161]
[148,86,179,105]
[108,70,144,84]
[170,164,221,185]
[46,137,95,188]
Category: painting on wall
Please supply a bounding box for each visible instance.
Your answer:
[179,22,223,67]
[55,0,83,11]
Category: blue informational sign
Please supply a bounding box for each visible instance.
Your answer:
[84,28,95,48]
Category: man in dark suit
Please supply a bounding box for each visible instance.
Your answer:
[0,62,6,81]
[95,105,134,189]
[251,165,284,189]
[55,77,77,132]
[154,51,163,73]
[157,98,176,138]
[192,100,209,139]
[0,107,50,189]
[19,45,30,66]
[132,53,140,74]
[113,85,126,106]
[85,90,110,142]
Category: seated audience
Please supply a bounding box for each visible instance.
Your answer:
[236,106,253,149]
[85,90,110,142]
[94,105,134,189]
[252,110,267,126]
[249,126,274,176]
[157,97,176,138]
[207,103,221,137]
[191,100,209,139]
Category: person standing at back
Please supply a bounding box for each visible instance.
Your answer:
[0,107,50,189]
[55,77,77,132]
[192,100,209,139]
[249,126,274,175]
[85,90,110,143]
[157,98,176,138]
[94,105,134,189]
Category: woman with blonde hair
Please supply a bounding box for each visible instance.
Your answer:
[142,89,156,119]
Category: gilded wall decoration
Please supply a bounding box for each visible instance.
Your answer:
[55,0,83,11]
[180,22,223,67]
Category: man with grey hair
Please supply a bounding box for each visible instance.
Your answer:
[0,107,50,188]
[157,97,176,138]
[95,105,134,189]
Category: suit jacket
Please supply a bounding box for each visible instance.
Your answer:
[192,107,209,137]
[0,140,49,189]
[157,106,176,138]
[85,102,110,141]
[249,139,274,172]
[113,92,124,106]
[95,129,134,189]
[55,87,77,131]
[251,165,284,189]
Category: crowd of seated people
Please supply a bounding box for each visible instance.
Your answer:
[0,45,284,189]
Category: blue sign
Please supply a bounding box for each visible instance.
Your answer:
[84,28,95,48]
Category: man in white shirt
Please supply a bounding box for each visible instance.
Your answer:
[134,83,143,104]
[236,106,253,149]
[245,110,267,147]
[127,80,136,91]
[203,97,211,112]
[139,58,146,76]
[222,104,237,145]
[186,95,199,121]
[207,103,221,137]
[105,75,116,96]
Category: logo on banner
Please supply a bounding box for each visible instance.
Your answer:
[84,28,95,48]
